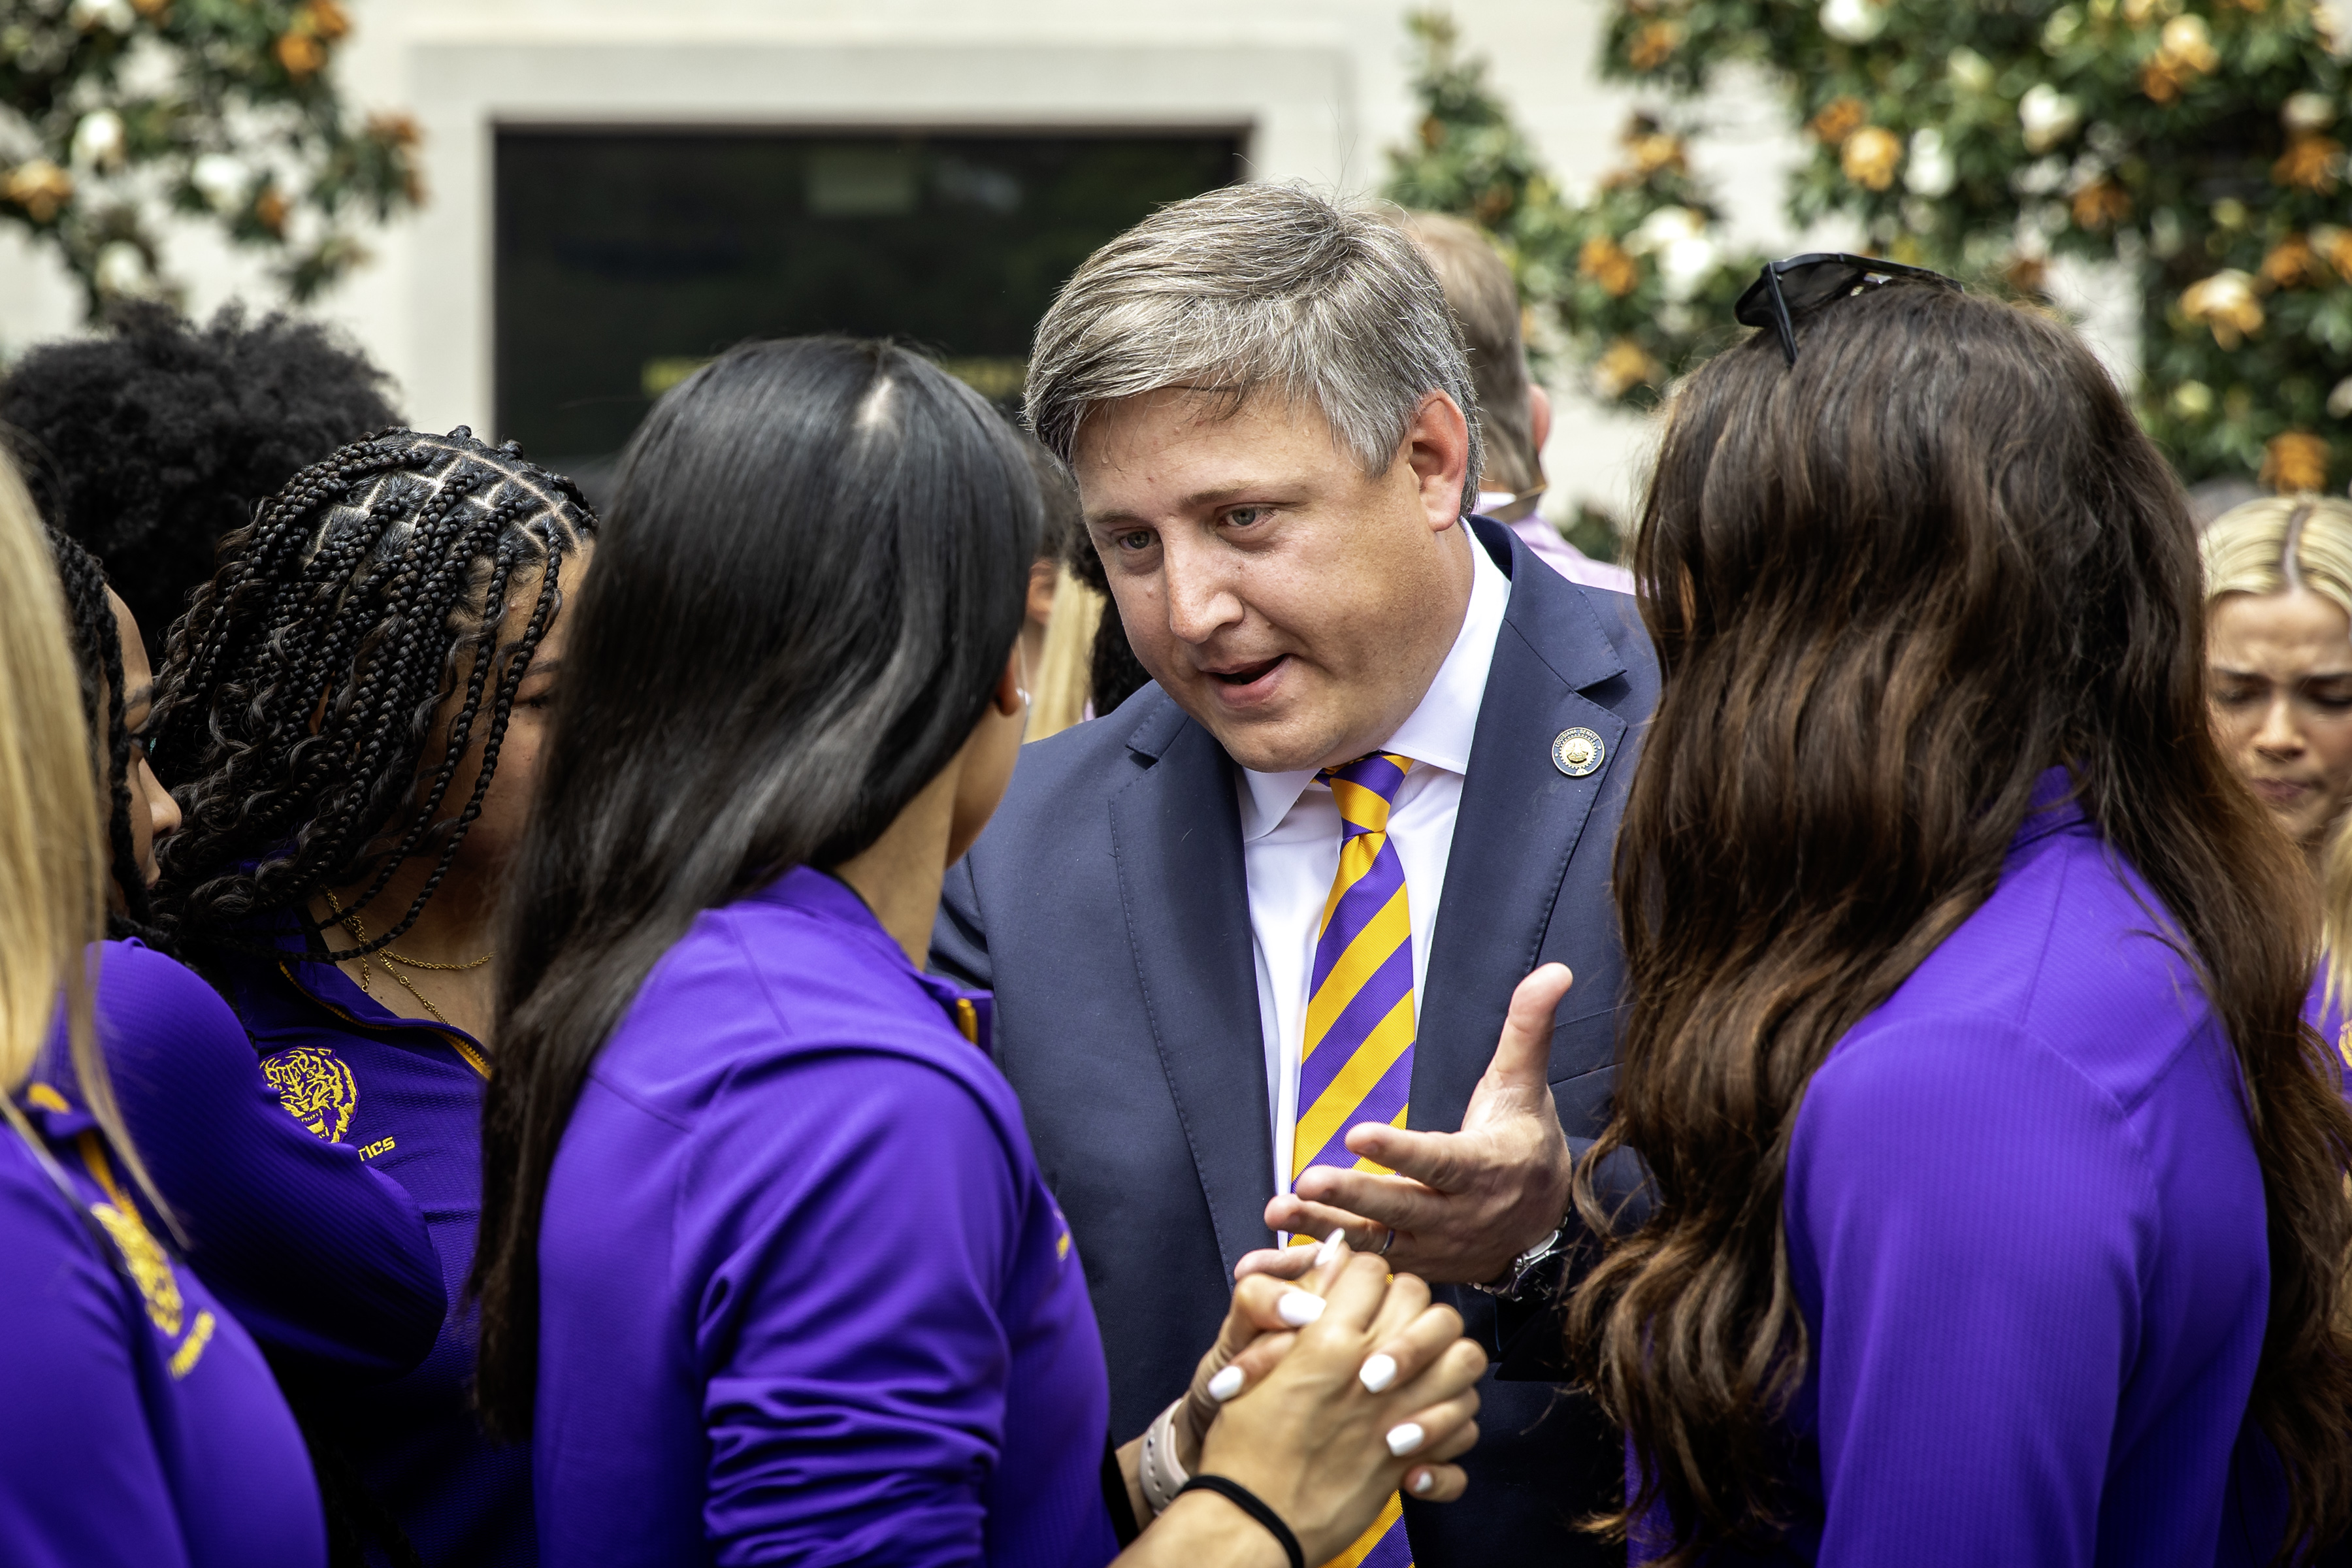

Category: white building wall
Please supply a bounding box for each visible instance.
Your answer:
[0,0,1831,523]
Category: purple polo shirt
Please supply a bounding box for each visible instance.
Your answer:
[210,924,529,1566]
[1637,772,2284,1565]
[55,939,444,1382]
[0,1088,323,1567]
[533,865,1119,1568]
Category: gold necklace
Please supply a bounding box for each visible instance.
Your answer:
[321,889,493,1032]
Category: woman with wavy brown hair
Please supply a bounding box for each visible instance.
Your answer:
[1567,265,2352,1565]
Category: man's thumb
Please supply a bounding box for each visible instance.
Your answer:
[1486,963,1573,1089]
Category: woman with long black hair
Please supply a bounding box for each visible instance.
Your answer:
[150,427,596,1566]
[472,338,1489,1568]
[1565,265,2352,1563]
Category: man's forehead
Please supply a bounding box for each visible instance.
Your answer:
[1073,385,1341,458]
[1070,388,1355,512]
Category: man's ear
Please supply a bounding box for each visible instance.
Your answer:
[1403,390,1473,532]
[1527,384,1552,461]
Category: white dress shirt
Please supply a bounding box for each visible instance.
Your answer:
[1239,538,1512,1194]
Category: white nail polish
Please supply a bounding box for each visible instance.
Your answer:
[1277,1290,1326,1327]
[1386,1422,1426,1457]
[1411,1469,1436,1496]
[1358,1353,1397,1394]
[1207,1365,1246,1402]
[1315,1228,1349,1267]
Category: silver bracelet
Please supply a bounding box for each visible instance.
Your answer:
[1138,1394,1192,1518]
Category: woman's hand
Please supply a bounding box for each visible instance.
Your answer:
[1168,1233,1343,1471]
[1191,1247,1486,1562]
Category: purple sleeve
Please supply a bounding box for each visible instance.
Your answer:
[0,1158,190,1568]
[691,1050,1026,1568]
[94,943,444,1379]
[1787,1019,2153,1567]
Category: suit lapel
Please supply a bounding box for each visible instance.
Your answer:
[1415,522,1632,1133]
[1107,710,1276,1275]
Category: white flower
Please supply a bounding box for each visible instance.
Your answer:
[1658,235,1720,301]
[2012,155,2067,196]
[2019,85,2082,154]
[1948,48,1995,94]
[2159,14,2213,64]
[2285,93,2339,132]
[2041,7,2082,50]
[1628,205,1706,253]
[2173,380,2215,418]
[2330,377,2352,420]
[1906,127,1956,197]
[1623,209,1722,299]
[67,0,134,33]
[93,242,150,297]
[191,153,244,214]
[71,110,123,171]
[1819,0,1886,44]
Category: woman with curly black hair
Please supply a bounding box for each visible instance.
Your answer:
[151,426,596,1568]
[1,301,399,662]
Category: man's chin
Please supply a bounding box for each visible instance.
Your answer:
[1191,710,1341,776]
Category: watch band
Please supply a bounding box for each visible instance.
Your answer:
[1470,1224,1568,1301]
[1139,1394,1192,1517]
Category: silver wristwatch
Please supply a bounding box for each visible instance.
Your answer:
[1469,1224,1570,1301]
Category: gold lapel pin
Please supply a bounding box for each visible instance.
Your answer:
[1552,727,1604,777]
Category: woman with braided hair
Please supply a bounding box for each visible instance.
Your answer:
[151,425,596,1568]
[44,529,180,935]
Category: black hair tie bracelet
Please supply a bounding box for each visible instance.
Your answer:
[1174,1475,1305,1568]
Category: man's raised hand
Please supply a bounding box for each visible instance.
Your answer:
[1247,964,1576,1286]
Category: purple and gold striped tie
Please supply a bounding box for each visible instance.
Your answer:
[1296,751,1416,1568]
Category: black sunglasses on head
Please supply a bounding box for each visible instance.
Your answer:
[1733,252,1963,367]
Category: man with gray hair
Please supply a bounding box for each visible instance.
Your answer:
[933,182,1654,1565]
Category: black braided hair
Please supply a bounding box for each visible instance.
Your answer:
[44,528,157,939]
[150,427,595,962]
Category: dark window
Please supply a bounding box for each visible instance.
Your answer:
[494,127,1245,492]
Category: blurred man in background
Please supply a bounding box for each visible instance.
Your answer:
[1395,210,1634,594]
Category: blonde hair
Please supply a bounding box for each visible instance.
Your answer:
[2202,493,2352,615]
[1024,565,1104,743]
[0,451,148,1196]
[2204,493,2352,1022]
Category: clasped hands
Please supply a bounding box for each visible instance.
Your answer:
[1113,965,1577,1561]
[1118,1233,1486,1566]
[1245,964,1578,1288]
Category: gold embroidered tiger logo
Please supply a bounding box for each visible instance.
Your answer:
[262,1046,358,1143]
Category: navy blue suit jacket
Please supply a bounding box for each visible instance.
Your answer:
[932,519,1658,1565]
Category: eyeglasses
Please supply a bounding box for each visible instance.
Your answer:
[1733,252,1963,367]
